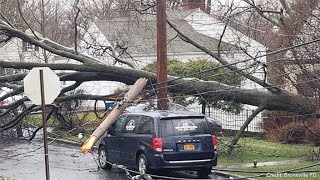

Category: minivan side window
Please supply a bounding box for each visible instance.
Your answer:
[111,115,127,135]
[136,116,154,134]
[122,115,140,133]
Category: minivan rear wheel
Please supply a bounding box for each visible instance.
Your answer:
[137,154,150,174]
[197,167,211,177]
[98,146,112,170]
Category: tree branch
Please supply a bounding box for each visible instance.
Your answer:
[110,42,137,68]
[0,23,99,64]
[166,19,280,92]
[242,0,280,27]
[73,0,80,54]
[227,105,266,155]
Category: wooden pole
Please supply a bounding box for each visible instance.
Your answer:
[81,78,148,154]
[156,0,168,110]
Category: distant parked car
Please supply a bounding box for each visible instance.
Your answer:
[98,110,218,177]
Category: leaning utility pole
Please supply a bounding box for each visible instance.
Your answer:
[156,0,168,110]
[81,78,148,154]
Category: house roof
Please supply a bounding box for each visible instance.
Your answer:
[94,9,236,58]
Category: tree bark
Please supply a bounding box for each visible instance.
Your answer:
[227,106,265,155]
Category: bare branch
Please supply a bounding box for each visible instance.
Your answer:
[55,93,120,103]
[0,104,37,133]
[0,82,20,89]
[166,19,280,92]
[0,11,13,28]
[61,81,83,93]
[16,0,40,40]
[0,23,99,64]
[279,0,293,18]
[111,42,137,68]
[0,86,23,102]
[218,19,229,56]
[242,0,280,27]
[74,0,80,54]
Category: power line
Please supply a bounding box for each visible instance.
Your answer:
[147,37,320,88]
[140,49,320,104]
[151,72,320,105]
[145,49,320,100]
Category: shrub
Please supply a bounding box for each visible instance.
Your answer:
[261,113,320,145]
[260,117,282,141]
[305,123,320,146]
[278,122,306,143]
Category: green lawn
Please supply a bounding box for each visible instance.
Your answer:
[227,161,320,180]
[218,137,316,164]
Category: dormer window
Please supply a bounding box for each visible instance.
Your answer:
[22,41,39,51]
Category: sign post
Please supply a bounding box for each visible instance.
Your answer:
[24,67,61,180]
[39,69,50,180]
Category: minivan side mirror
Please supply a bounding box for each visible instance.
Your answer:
[107,126,115,136]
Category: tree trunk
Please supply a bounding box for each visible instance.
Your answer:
[227,106,265,155]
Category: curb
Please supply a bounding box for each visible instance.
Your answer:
[216,159,304,169]
[47,137,98,150]
[213,170,254,180]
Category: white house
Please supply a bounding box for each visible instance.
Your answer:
[79,9,267,93]
[0,7,267,131]
[76,8,267,131]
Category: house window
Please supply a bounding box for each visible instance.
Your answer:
[26,43,33,50]
[22,40,39,51]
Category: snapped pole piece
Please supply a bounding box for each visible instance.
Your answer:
[81,78,148,154]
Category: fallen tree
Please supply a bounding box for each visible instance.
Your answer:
[0,0,320,155]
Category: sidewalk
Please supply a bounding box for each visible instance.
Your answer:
[216,159,303,169]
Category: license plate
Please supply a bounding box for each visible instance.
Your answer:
[183,143,195,150]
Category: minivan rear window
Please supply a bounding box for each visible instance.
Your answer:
[160,117,211,137]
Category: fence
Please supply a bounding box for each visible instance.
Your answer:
[67,101,263,132]
[188,106,263,132]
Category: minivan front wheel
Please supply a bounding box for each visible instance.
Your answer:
[138,154,150,174]
[98,146,112,170]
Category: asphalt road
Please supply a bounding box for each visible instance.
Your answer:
[0,138,226,180]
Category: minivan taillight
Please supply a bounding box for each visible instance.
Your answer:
[212,135,218,149]
[152,137,163,152]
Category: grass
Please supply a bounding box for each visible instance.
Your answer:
[217,137,320,179]
[25,114,59,127]
[25,111,100,128]
[218,137,316,165]
[24,111,102,144]
[228,161,320,180]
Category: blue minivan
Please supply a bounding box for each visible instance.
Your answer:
[98,110,218,177]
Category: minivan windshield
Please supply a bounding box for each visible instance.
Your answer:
[160,117,211,137]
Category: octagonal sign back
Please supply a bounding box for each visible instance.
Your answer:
[24,67,61,105]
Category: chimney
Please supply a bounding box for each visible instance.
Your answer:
[182,0,205,11]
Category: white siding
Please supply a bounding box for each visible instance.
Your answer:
[78,22,114,64]
[0,38,54,63]
[184,10,267,90]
